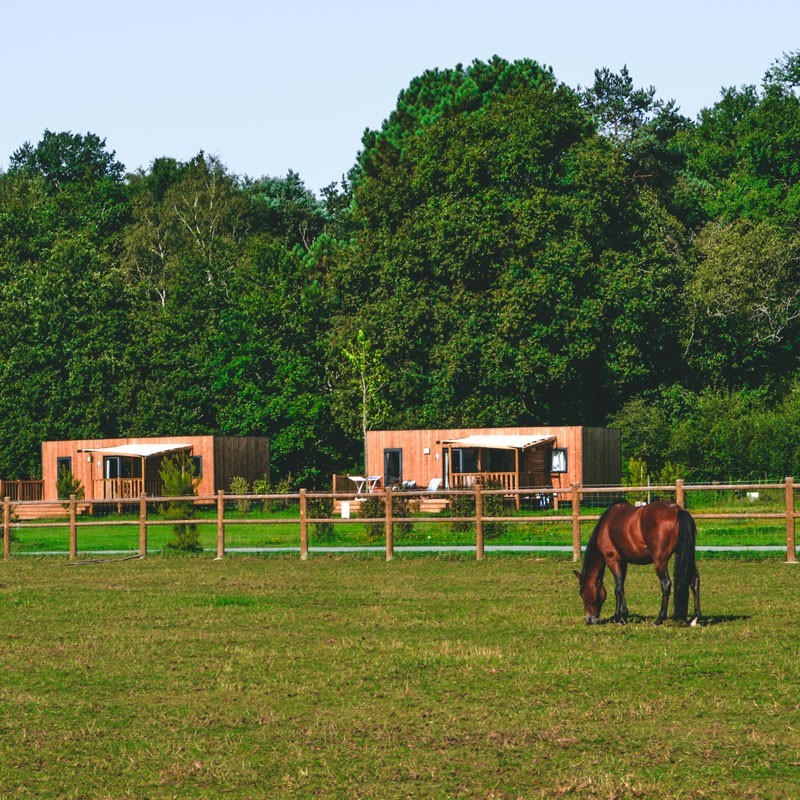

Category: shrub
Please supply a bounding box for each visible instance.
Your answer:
[307,495,334,542]
[159,454,201,553]
[482,482,507,540]
[358,490,415,543]
[449,491,475,534]
[229,476,250,513]
[253,473,295,512]
[360,495,384,543]
[448,485,506,538]
[390,489,414,539]
[56,466,84,504]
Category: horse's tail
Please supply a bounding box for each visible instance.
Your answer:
[673,508,697,621]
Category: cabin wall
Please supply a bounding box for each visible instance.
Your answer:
[580,427,622,486]
[213,436,270,494]
[366,426,591,491]
[40,436,269,501]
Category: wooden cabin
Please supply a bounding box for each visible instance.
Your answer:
[364,426,620,500]
[40,435,269,502]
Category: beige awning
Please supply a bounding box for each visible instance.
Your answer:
[441,434,556,450]
[81,443,192,458]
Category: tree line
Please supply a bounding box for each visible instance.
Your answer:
[2,53,800,485]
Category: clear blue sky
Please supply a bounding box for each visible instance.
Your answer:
[3,0,798,193]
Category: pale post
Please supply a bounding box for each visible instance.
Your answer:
[3,497,10,560]
[216,490,225,559]
[299,488,308,560]
[475,483,484,561]
[786,477,796,564]
[69,494,77,560]
[139,494,147,558]
[385,486,394,561]
[571,484,581,562]
[676,479,685,509]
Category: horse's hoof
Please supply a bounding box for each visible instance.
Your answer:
[654,618,665,626]
[690,617,701,627]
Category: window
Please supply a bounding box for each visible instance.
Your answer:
[57,457,72,475]
[549,448,568,473]
[191,456,203,478]
[451,448,478,473]
[484,448,514,472]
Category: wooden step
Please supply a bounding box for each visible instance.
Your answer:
[10,502,87,521]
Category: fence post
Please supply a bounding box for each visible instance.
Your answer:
[475,483,484,561]
[69,494,77,560]
[385,486,394,561]
[676,479,685,509]
[299,489,308,560]
[3,497,10,560]
[216,490,225,559]
[571,484,582,562]
[139,494,148,558]
[786,477,796,564]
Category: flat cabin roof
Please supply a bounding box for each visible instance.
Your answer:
[79,443,193,458]
[440,434,556,451]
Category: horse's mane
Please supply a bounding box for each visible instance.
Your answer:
[580,500,630,583]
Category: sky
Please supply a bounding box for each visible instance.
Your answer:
[3,0,799,194]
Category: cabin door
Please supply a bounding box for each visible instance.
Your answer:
[383,449,402,487]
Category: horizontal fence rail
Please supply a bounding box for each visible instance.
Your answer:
[2,479,799,563]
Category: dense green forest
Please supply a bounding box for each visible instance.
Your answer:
[2,54,800,485]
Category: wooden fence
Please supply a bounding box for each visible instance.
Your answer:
[2,478,799,563]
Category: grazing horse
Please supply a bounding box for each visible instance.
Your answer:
[574,500,701,625]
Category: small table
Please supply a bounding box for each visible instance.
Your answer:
[348,475,381,494]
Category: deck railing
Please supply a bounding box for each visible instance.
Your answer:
[0,480,43,502]
[450,471,517,490]
[93,478,163,500]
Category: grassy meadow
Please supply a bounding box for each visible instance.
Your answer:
[1,555,799,799]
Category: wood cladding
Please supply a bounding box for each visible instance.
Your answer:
[40,436,269,501]
[365,426,620,490]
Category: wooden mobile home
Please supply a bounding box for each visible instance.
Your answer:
[40,435,269,502]
[365,426,620,497]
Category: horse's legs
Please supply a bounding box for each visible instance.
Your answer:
[654,563,672,625]
[609,561,629,623]
[689,568,701,626]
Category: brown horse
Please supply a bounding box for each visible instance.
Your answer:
[574,500,701,625]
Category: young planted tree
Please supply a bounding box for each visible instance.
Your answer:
[159,453,201,553]
[343,329,389,472]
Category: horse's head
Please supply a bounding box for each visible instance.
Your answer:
[573,570,606,624]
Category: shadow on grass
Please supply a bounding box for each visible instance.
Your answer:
[592,614,750,626]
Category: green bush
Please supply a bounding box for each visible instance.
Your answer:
[449,492,475,534]
[56,466,84,503]
[159,454,201,553]
[358,491,415,543]
[307,495,334,542]
[359,495,384,543]
[253,473,295,512]
[482,482,507,540]
[448,485,506,538]
[229,476,251,513]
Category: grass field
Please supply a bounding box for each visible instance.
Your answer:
[1,555,799,799]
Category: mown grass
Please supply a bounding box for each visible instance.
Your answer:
[0,556,799,799]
